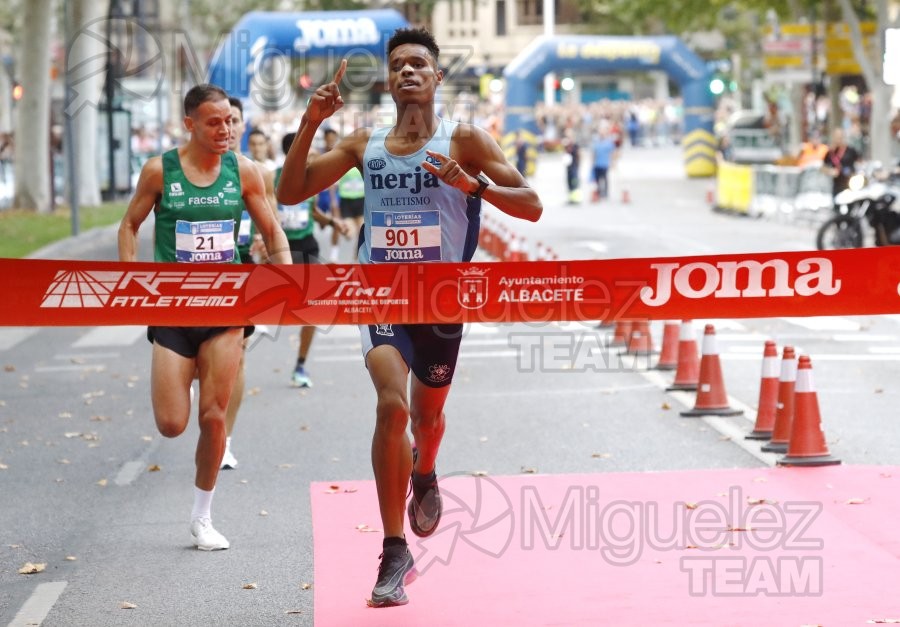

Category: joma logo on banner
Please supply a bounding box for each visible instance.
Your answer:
[640,258,841,307]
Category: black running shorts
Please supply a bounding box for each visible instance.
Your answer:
[359,324,464,388]
[147,326,254,358]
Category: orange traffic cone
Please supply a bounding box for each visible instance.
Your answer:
[745,341,780,440]
[778,356,841,466]
[497,226,509,260]
[654,321,680,370]
[667,320,700,391]
[519,237,530,261]
[479,216,493,253]
[609,320,632,348]
[680,324,743,417]
[622,319,655,356]
[761,347,797,454]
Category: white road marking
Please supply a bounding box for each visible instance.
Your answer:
[779,316,860,331]
[695,319,748,331]
[867,346,900,354]
[72,325,145,348]
[34,365,107,373]
[831,334,897,342]
[574,240,609,253]
[7,581,68,627]
[53,352,120,360]
[115,437,162,486]
[0,328,39,351]
[641,370,779,467]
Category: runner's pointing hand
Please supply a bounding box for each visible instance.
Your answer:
[305,59,347,124]
[422,150,477,195]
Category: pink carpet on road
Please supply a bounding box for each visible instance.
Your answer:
[311,466,900,626]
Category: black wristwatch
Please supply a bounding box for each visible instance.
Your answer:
[469,173,490,199]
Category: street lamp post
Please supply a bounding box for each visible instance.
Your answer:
[543,0,555,107]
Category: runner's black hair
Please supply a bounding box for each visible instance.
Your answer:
[183,84,228,117]
[388,27,440,64]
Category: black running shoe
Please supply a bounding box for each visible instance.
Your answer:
[369,546,417,607]
[407,456,442,538]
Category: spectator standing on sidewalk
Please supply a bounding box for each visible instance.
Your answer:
[590,127,619,202]
[822,128,860,201]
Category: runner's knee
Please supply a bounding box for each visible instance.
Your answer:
[375,391,409,434]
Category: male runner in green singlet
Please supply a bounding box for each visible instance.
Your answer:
[118,84,291,551]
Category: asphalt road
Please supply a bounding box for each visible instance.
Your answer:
[2,145,899,626]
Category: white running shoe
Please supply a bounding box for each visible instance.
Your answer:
[220,445,238,470]
[190,518,230,551]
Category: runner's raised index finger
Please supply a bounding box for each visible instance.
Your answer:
[332,59,347,85]
[425,150,448,164]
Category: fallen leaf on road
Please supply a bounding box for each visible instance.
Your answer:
[521,467,537,474]
[685,502,698,510]
[747,497,777,505]
[4,365,15,372]
[90,415,110,422]
[147,464,161,472]
[846,498,869,505]
[300,583,312,590]
[355,524,380,533]
[97,479,108,487]
[120,601,137,609]
[591,453,612,459]
[472,470,489,477]
[18,563,46,575]
[243,583,257,590]
[661,402,671,410]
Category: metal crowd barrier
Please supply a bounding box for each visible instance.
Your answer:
[715,160,832,224]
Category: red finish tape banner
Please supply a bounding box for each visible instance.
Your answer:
[2,248,899,327]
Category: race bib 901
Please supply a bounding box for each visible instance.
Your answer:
[370,210,441,263]
[175,219,236,263]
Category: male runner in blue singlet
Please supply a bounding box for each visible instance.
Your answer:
[278,28,542,606]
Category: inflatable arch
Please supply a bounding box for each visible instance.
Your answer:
[503,35,717,177]
[207,10,409,102]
